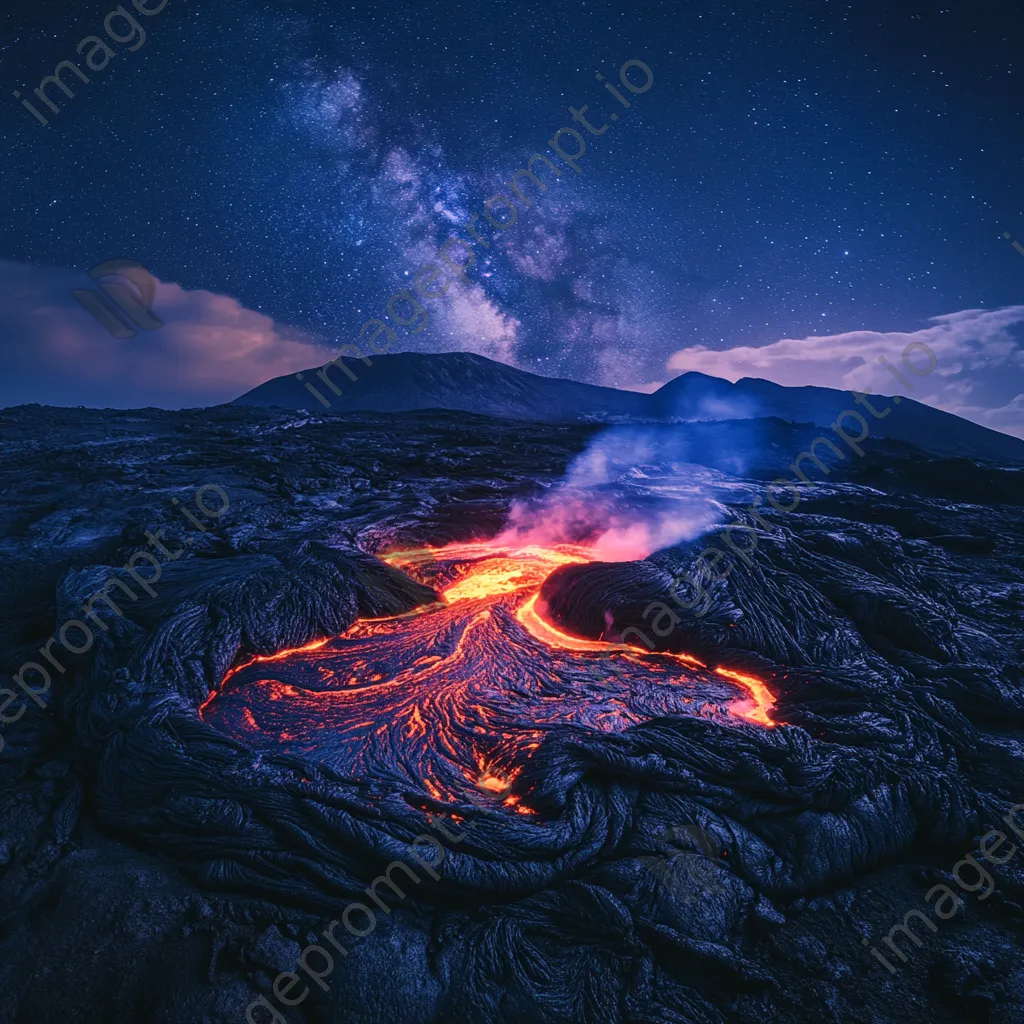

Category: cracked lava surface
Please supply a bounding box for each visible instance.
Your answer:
[200,542,776,810]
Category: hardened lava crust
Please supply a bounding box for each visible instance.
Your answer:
[1,404,1024,1023]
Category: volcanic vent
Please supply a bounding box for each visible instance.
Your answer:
[200,539,775,810]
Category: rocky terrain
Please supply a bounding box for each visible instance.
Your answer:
[1,400,1024,1024]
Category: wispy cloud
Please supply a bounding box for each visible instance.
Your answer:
[0,260,330,409]
[666,306,1024,437]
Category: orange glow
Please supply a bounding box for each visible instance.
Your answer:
[406,705,427,739]
[202,537,777,813]
[713,667,777,727]
[479,774,510,793]
[222,637,330,683]
[518,593,629,653]
[505,794,537,815]
[519,591,774,728]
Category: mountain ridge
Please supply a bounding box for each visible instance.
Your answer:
[232,350,1024,464]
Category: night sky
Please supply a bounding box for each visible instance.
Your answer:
[1,0,1022,430]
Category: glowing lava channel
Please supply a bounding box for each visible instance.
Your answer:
[200,541,776,810]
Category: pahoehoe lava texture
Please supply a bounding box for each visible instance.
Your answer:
[2,405,1024,1023]
[199,541,775,808]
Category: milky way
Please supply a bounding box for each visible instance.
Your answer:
[2,0,1022,398]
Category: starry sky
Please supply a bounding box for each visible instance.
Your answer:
[1,0,1022,428]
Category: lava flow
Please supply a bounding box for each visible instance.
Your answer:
[200,541,776,811]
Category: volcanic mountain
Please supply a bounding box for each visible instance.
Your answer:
[234,350,1024,463]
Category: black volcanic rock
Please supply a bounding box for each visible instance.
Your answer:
[233,351,1024,464]
[538,560,677,642]
[538,558,746,662]
[2,403,1024,1024]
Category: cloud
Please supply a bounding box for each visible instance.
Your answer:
[0,260,332,409]
[666,306,1024,437]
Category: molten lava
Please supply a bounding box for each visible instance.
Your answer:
[201,541,776,811]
